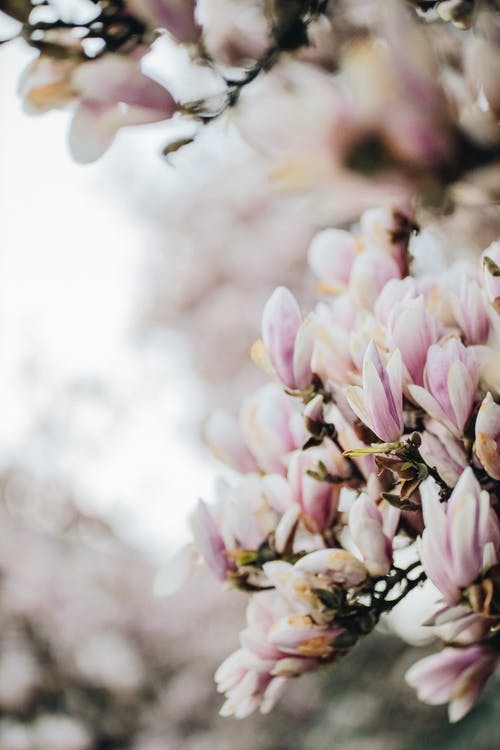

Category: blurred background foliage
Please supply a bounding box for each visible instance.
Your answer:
[0,471,498,749]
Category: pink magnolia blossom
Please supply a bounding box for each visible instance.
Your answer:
[308,228,358,291]
[240,383,304,475]
[449,276,491,345]
[348,310,383,373]
[345,340,404,442]
[273,505,301,555]
[69,55,177,163]
[303,393,324,425]
[190,499,233,581]
[405,645,497,722]
[310,302,355,385]
[387,295,439,386]
[373,276,417,326]
[261,287,313,390]
[348,494,395,576]
[287,443,350,532]
[268,614,343,657]
[216,475,279,551]
[20,54,177,163]
[191,474,295,581]
[263,561,321,615]
[324,402,376,481]
[186,208,500,724]
[372,3,455,167]
[205,409,258,473]
[408,338,481,438]
[349,250,401,310]
[420,468,500,605]
[475,392,500,480]
[295,548,368,586]
[420,419,468,487]
[215,590,322,717]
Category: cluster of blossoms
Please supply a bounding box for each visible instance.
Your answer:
[1,0,498,207]
[9,0,197,162]
[183,206,500,721]
[2,0,500,736]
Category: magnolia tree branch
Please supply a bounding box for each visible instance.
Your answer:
[0,0,32,22]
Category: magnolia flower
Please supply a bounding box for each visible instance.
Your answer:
[348,309,383,373]
[295,548,368,586]
[348,494,395,576]
[449,275,490,345]
[373,276,417,326]
[186,208,500,724]
[215,590,321,717]
[406,645,497,722]
[324,402,376,481]
[240,383,304,475]
[190,499,233,581]
[191,473,295,581]
[310,303,355,385]
[349,250,401,311]
[69,55,177,162]
[420,468,500,605]
[217,475,279,551]
[20,54,177,163]
[475,392,500,480]
[308,228,358,291]
[268,614,343,658]
[261,287,313,390]
[205,409,258,473]
[387,295,439,386]
[273,505,301,555]
[345,340,404,442]
[420,419,468,487]
[263,561,323,616]
[408,338,481,438]
[287,443,349,532]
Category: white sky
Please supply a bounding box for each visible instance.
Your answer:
[0,39,221,562]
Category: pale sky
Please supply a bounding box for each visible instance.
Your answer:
[0,38,221,562]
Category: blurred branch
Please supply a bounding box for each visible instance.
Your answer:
[0,0,32,23]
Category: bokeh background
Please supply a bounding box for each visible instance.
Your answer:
[0,27,499,750]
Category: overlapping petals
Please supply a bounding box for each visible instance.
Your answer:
[420,468,500,604]
[406,646,497,723]
[191,209,500,722]
[408,339,481,438]
[345,341,404,442]
[20,53,177,163]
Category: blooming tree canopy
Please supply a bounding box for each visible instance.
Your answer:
[1,0,500,733]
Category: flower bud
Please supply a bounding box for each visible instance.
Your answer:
[308,228,357,290]
[345,341,404,442]
[475,392,500,480]
[295,548,368,586]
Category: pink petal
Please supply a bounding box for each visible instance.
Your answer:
[69,101,118,164]
[262,287,303,389]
